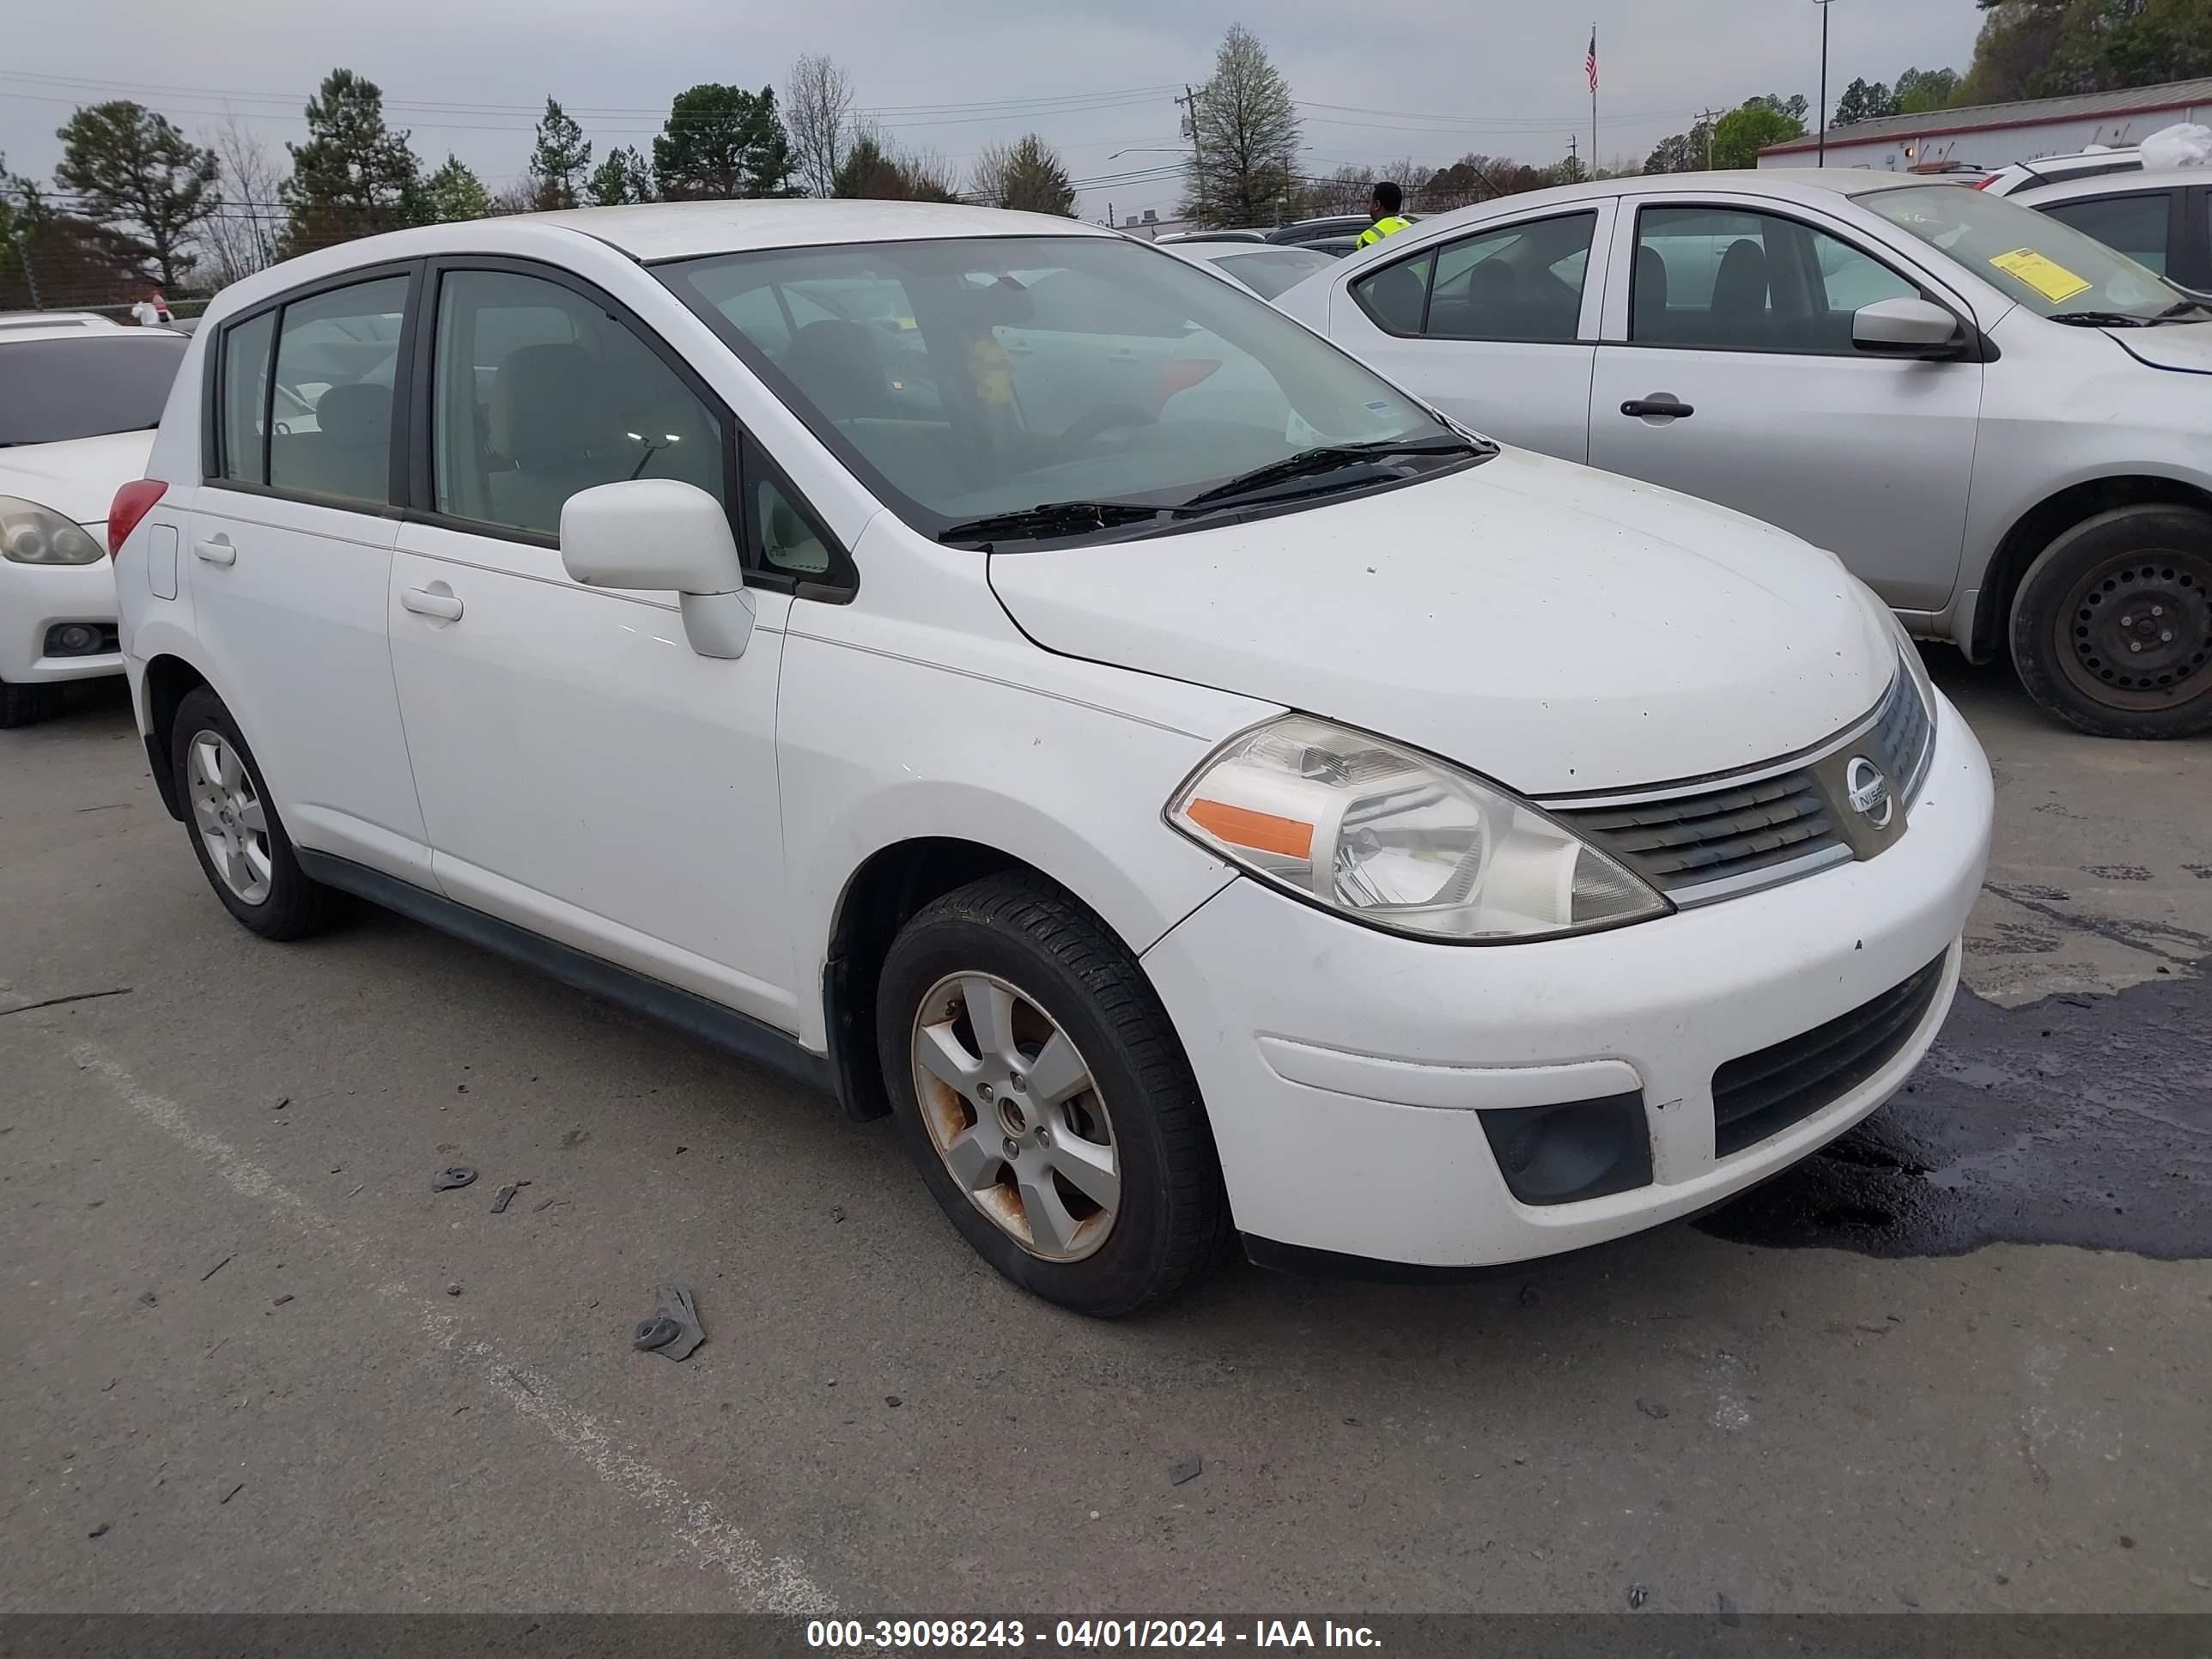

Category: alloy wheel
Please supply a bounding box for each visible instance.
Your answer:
[908,971,1121,1261]
[185,728,273,905]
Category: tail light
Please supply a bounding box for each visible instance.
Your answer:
[1972,174,2000,190]
[106,479,167,558]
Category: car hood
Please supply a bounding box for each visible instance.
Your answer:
[987,447,1896,795]
[0,430,155,525]
[2109,319,2212,375]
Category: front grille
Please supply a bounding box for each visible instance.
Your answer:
[1711,952,1948,1157]
[1554,770,1840,895]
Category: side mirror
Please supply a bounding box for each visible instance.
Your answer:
[560,478,756,659]
[1852,296,1963,357]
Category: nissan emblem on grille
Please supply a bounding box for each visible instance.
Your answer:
[1845,757,1893,829]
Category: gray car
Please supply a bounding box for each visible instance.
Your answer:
[1275,168,2212,738]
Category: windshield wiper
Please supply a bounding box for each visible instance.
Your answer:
[937,500,1172,547]
[1178,434,1486,513]
[2151,297,2212,324]
[2049,309,2156,329]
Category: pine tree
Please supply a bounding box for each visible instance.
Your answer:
[423,155,492,222]
[52,100,220,290]
[653,84,796,200]
[281,69,424,256]
[971,134,1076,216]
[1181,26,1302,228]
[529,97,592,210]
[587,146,655,205]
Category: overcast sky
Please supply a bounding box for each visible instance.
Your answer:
[3,0,1984,224]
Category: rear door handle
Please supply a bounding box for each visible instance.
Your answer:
[1621,396,1694,421]
[400,586,464,621]
[192,535,236,566]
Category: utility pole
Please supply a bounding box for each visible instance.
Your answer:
[1176,84,1204,219]
[1698,106,1724,170]
[1566,133,1580,182]
[1814,0,1836,165]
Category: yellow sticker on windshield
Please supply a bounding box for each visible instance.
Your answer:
[1990,247,2094,304]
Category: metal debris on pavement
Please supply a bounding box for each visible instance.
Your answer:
[446,1283,462,1297]
[200,1255,232,1282]
[220,1483,244,1505]
[88,1522,110,1540]
[490,1180,531,1213]
[137,1291,156,1306]
[632,1284,705,1361]
[1169,1458,1203,1486]
[432,1165,477,1191]
[1627,1584,1649,1609]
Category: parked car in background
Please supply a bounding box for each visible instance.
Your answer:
[1978,146,2146,198]
[1277,169,2212,738]
[0,315,185,726]
[2012,167,2212,300]
[1267,214,1375,246]
[1153,228,1270,246]
[1158,240,1343,299]
[115,201,1990,1314]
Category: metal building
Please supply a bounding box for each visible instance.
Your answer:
[1759,77,2212,173]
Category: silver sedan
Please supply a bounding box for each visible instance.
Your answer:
[1274,169,2212,738]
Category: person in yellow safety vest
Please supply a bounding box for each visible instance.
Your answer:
[1357,180,1413,248]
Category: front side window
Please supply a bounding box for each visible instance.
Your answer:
[2039,192,2171,277]
[0,334,186,449]
[429,268,725,539]
[665,234,1470,548]
[1632,206,1917,353]
[1864,183,2188,323]
[265,276,408,506]
[1424,214,1596,343]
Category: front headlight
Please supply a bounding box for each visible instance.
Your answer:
[0,496,106,565]
[1167,714,1670,943]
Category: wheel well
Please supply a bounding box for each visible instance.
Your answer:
[1972,477,2212,663]
[141,654,210,821]
[822,838,1036,1121]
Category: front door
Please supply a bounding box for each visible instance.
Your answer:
[385,261,801,1030]
[185,269,431,881]
[1587,199,1983,611]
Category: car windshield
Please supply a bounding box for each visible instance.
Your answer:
[0,333,187,447]
[1863,184,2185,323]
[1208,247,1338,300]
[659,234,1466,546]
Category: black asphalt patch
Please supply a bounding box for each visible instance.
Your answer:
[1697,972,2210,1260]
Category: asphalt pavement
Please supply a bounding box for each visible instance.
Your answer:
[3,658,2208,1616]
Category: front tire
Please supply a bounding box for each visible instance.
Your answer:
[170,686,342,939]
[876,874,1230,1317]
[0,678,58,728]
[2008,506,2212,738]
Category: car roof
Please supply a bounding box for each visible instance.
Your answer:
[2010,166,2208,204]
[0,317,174,346]
[0,310,126,337]
[525,198,1116,261]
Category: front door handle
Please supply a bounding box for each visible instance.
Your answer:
[400,586,464,621]
[192,535,236,566]
[1621,395,1694,421]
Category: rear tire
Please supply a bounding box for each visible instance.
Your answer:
[0,678,58,728]
[876,873,1231,1317]
[170,686,343,940]
[2008,505,2212,739]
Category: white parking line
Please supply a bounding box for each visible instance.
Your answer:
[62,1036,838,1614]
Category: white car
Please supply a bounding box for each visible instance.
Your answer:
[1,315,185,725]
[1977,146,2148,197]
[1275,169,2212,738]
[115,202,1992,1314]
[1158,240,1344,300]
[2010,167,2212,300]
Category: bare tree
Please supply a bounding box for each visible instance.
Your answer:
[1307,164,1373,216]
[786,53,855,198]
[201,115,282,286]
[488,179,538,216]
[1181,24,1303,228]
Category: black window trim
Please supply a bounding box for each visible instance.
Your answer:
[398,252,854,601]
[1350,210,1603,343]
[200,259,422,518]
[1618,199,1992,362]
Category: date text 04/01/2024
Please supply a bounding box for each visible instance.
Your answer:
[805,1620,1382,1649]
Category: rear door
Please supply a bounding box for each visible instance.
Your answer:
[186,266,432,882]
[1586,196,1983,611]
[1330,205,1612,462]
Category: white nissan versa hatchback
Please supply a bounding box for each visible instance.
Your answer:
[112,203,1994,1315]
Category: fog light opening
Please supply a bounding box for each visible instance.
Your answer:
[1477,1093,1653,1206]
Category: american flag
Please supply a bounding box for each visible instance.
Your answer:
[1585,29,1598,93]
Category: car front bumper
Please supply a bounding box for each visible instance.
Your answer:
[0,550,122,684]
[1141,692,1994,1270]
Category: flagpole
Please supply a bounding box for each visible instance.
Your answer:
[1589,23,1598,181]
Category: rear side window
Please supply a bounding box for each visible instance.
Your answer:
[1351,249,1435,335]
[217,313,274,483]
[428,267,726,539]
[2039,192,2172,276]
[0,333,185,448]
[1425,214,1596,343]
